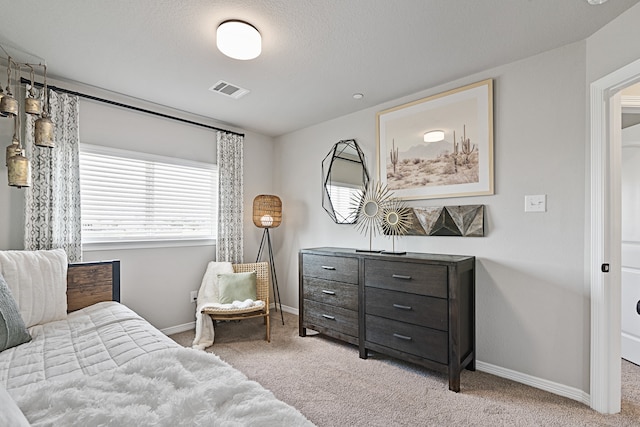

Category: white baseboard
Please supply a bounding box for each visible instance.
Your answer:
[161,305,298,336]
[270,302,299,316]
[160,321,195,336]
[476,361,590,406]
[160,319,588,406]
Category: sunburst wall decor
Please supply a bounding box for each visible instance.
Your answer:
[352,180,393,252]
[381,197,412,254]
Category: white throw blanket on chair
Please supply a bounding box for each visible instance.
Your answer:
[192,261,234,350]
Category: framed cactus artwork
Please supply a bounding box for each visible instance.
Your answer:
[376,79,494,200]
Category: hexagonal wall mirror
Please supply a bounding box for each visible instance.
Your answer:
[322,139,369,224]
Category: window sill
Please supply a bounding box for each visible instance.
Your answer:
[82,238,216,252]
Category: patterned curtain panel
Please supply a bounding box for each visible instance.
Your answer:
[24,90,82,262]
[216,131,244,263]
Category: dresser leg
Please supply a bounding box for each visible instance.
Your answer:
[299,327,306,337]
[359,347,368,359]
[448,373,461,392]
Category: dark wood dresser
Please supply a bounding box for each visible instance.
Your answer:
[299,247,475,392]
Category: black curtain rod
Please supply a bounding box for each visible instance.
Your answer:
[19,77,244,137]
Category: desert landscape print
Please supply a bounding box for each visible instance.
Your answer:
[386,124,478,190]
[378,79,493,199]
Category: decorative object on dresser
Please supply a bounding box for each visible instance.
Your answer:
[353,180,393,253]
[299,247,475,392]
[321,139,369,224]
[253,194,284,324]
[380,196,411,255]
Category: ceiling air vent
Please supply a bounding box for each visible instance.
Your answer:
[209,80,250,99]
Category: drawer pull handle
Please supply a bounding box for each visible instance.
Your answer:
[393,304,412,310]
[322,290,336,295]
[392,274,412,280]
[322,314,336,320]
[321,265,336,270]
[393,333,412,341]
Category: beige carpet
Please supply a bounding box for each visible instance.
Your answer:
[170,312,640,426]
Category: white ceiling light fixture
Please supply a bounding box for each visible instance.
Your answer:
[587,0,608,4]
[423,130,445,142]
[216,20,262,60]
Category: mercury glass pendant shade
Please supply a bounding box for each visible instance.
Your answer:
[34,115,55,147]
[7,150,31,188]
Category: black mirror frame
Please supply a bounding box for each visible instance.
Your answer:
[321,139,370,224]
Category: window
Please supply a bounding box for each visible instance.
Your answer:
[326,184,361,223]
[79,144,217,247]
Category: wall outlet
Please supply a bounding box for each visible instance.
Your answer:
[190,291,198,303]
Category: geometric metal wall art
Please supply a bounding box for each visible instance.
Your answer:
[399,205,485,237]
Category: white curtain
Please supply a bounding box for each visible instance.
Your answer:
[24,89,82,262]
[216,131,244,263]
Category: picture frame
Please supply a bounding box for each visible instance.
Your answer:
[377,79,493,200]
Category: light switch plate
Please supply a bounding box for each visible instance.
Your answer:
[525,195,546,212]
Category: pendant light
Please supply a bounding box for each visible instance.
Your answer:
[34,64,54,148]
[7,110,31,188]
[0,57,18,117]
[0,87,7,118]
[24,66,41,116]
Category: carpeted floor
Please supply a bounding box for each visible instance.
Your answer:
[170,312,640,427]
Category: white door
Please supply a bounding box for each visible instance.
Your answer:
[621,123,640,366]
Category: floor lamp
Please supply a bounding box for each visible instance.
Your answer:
[253,195,284,325]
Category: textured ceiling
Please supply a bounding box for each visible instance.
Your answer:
[0,0,638,137]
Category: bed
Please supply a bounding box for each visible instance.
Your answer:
[0,249,312,426]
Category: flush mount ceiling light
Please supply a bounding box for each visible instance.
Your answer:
[587,0,608,4]
[216,20,262,60]
[423,130,445,142]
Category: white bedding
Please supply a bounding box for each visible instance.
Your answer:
[13,347,313,426]
[0,301,313,426]
[0,301,178,394]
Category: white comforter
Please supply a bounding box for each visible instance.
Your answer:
[0,302,313,426]
[0,302,177,394]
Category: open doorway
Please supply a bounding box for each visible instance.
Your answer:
[620,84,640,367]
[590,58,640,414]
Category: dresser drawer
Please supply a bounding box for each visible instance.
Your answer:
[303,277,358,311]
[364,259,447,298]
[304,300,358,337]
[303,254,359,284]
[365,287,447,331]
[365,315,448,364]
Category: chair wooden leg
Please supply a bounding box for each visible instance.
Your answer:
[266,314,271,343]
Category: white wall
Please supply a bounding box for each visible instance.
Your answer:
[586,3,640,84]
[0,77,276,331]
[274,41,589,393]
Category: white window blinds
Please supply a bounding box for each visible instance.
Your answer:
[79,144,217,243]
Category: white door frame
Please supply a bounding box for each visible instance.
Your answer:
[590,58,640,414]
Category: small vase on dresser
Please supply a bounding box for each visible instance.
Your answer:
[299,247,476,392]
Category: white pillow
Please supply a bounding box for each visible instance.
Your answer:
[0,249,68,328]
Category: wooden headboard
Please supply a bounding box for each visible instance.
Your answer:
[66,260,121,312]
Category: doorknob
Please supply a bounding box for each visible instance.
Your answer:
[637,300,640,315]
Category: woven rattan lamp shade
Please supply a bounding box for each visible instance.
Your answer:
[253,195,282,228]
